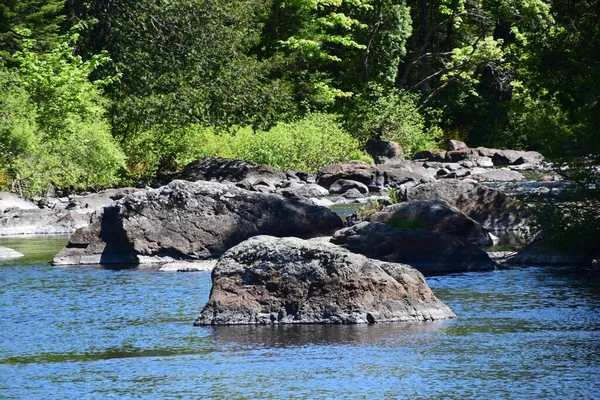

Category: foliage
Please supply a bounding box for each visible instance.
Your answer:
[345,83,441,155]
[532,163,600,259]
[237,113,370,172]
[0,30,124,196]
[0,0,66,65]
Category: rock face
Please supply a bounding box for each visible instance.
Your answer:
[369,200,492,247]
[53,180,343,265]
[331,222,495,274]
[178,157,288,191]
[404,179,527,231]
[0,246,24,260]
[195,236,455,325]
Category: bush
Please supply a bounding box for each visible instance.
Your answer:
[345,84,441,156]
[236,113,370,172]
[0,32,125,196]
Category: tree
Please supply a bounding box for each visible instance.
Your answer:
[0,0,66,65]
[0,30,125,196]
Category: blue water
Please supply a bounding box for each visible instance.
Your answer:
[1,236,599,399]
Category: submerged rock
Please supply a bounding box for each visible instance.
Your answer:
[369,200,492,247]
[0,246,24,260]
[53,180,343,265]
[194,236,455,325]
[331,222,495,275]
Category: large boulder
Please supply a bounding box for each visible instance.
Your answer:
[377,161,435,189]
[506,239,597,266]
[329,179,369,195]
[53,180,343,265]
[364,139,404,164]
[316,161,376,188]
[194,235,455,325]
[331,222,495,274]
[404,179,527,231]
[492,150,544,166]
[369,200,492,247]
[0,246,24,260]
[446,140,469,151]
[178,157,288,191]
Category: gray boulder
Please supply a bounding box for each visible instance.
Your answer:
[0,246,24,260]
[316,161,376,188]
[331,222,495,274]
[53,180,343,265]
[178,157,288,190]
[378,161,435,189]
[506,239,597,266]
[447,139,469,151]
[470,169,525,182]
[492,150,544,166]
[329,179,369,195]
[369,200,492,247]
[279,183,329,200]
[404,180,527,231]
[364,139,404,164]
[194,235,455,325]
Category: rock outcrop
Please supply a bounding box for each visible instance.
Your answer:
[506,239,598,266]
[369,199,492,247]
[53,180,343,265]
[195,236,455,325]
[404,179,527,231]
[0,188,141,236]
[178,157,288,192]
[331,222,495,274]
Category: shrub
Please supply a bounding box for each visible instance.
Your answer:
[1,32,125,196]
[345,84,441,156]
[236,113,370,172]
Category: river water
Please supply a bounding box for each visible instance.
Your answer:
[1,236,599,399]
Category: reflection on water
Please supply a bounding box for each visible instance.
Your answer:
[1,237,599,398]
[208,321,452,348]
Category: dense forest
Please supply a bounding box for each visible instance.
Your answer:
[0,0,598,197]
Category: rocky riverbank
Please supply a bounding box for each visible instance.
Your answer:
[2,140,593,324]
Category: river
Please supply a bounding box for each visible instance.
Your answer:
[1,236,599,399]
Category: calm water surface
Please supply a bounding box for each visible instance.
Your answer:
[1,236,599,399]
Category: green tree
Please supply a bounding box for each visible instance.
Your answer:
[0,0,66,65]
[70,0,294,179]
[0,30,125,196]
